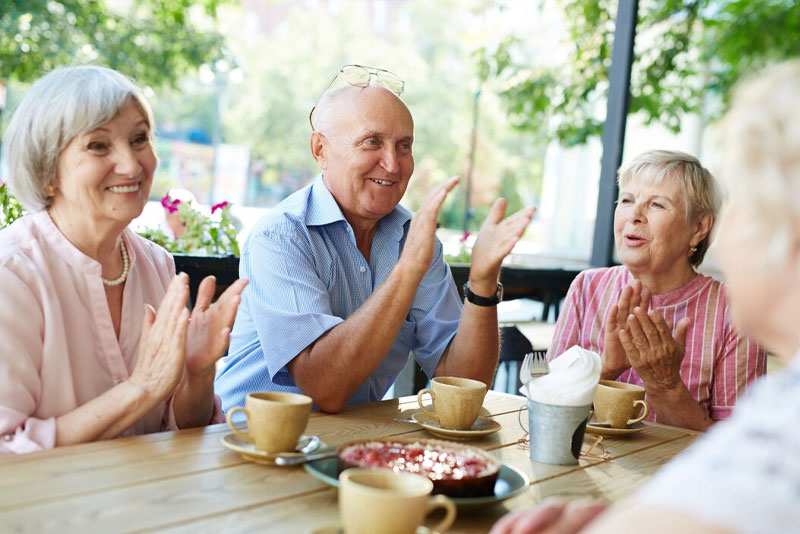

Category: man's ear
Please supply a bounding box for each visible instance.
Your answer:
[310,132,328,170]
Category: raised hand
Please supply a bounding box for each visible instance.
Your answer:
[489,499,607,534]
[129,273,191,401]
[184,275,249,378]
[469,199,535,292]
[399,176,460,278]
[602,280,651,379]
[618,307,691,393]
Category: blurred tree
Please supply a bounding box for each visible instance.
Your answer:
[478,0,800,146]
[219,0,544,231]
[0,0,228,87]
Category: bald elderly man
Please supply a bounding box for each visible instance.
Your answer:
[216,65,535,413]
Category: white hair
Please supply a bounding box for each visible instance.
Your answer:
[720,60,800,263]
[2,65,154,211]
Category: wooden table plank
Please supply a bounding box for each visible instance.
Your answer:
[0,392,699,534]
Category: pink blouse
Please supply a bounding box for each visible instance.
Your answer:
[0,211,220,454]
[548,266,767,422]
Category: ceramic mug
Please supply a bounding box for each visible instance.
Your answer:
[592,380,650,429]
[339,468,457,534]
[226,392,312,453]
[417,376,487,430]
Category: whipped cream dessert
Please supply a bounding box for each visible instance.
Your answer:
[523,345,601,406]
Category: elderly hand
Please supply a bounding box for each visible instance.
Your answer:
[129,273,191,400]
[601,280,651,379]
[399,176,460,278]
[489,499,607,534]
[184,275,249,378]
[469,199,536,295]
[618,307,691,393]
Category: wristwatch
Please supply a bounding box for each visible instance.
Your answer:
[463,281,503,306]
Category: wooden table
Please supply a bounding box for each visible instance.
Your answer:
[0,392,699,533]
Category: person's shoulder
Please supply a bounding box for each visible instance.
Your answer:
[125,230,175,277]
[252,185,314,237]
[573,265,625,289]
[0,213,43,268]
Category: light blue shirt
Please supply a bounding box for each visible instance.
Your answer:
[215,176,462,411]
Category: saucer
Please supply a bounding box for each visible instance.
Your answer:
[220,433,321,465]
[585,421,645,437]
[411,412,501,439]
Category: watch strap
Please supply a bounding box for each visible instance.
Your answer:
[463,282,503,306]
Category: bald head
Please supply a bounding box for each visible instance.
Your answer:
[311,85,413,136]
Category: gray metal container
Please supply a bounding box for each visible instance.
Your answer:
[527,399,591,465]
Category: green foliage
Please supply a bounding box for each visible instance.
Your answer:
[0,182,24,229]
[0,0,228,86]
[478,0,800,146]
[138,200,240,256]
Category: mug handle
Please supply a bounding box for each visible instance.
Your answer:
[425,494,457,533]
[226,407,253,444]
[627,400,650,426]
[417,389,437,420]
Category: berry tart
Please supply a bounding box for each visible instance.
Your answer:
[337,437,500,497]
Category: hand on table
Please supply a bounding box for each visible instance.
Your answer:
[489,499,607,534]
[469,199,535,294]
[602,280,651,379]
[399,176,460,278]
[129,273,191,400]
[618,306,691,393]
[184,275,249,378]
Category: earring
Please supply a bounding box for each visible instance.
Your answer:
[689,245,698,257]
[45,184,56,197]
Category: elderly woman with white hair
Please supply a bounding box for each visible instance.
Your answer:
[546,149,766,431]
[492,59,800,534]
[0,65,247,454]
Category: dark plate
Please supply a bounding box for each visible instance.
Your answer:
[304,457,529,508]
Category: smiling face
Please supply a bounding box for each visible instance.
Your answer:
[311,86,414,230]
[50,99,156,235]
[614,172,706,288]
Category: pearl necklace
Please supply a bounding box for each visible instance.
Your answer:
[102,238,129,287]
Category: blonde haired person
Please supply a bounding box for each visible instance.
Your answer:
[0,65,247,453]
[491,60,800,534]
[547,149,765,431]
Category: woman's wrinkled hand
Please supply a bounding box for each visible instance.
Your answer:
[602,280,650,379]
[489,499,607,534]
[618,307,691,393]
[184,275,249,378]
[129,273,191,401]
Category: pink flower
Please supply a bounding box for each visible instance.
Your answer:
[161,194,181,213]
[460,231,471,243]
[0,177,5,186]
[211,201,229,214]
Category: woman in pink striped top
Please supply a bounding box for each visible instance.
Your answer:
[548,150,766,431]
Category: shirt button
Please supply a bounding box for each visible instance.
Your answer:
[359,266,366,273]
[3,434,12,442]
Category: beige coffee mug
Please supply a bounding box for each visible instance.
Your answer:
[593,380,650,429]
[226,392,312,453]
[417,376,487,430]
[339,468,456,534]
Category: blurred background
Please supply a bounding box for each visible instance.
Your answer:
[2,0,798,271]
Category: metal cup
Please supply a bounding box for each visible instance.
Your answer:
[527,399,591,465]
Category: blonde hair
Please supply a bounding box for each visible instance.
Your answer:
[2,65,154,211]
[617,150,720,266]
[720,60,800,263]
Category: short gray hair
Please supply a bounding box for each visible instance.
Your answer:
[720,60,800,264]
[2,65,154,211]
[617,150,720,267]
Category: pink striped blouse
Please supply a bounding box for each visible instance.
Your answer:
[548,266,766,422]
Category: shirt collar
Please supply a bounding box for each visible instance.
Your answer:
[305,174,412,242]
